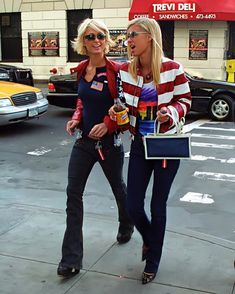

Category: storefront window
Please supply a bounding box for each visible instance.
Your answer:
[67,9,92,62]
[0,13,22,62]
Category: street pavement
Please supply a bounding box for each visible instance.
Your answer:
[0,83,234,294]
[0,182,234,294]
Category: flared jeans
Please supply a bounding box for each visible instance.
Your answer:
[60,135,131,269]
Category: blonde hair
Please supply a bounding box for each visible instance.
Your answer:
[127,18,163,85]
[72,18,115,55]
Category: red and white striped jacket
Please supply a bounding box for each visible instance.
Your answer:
[119,57,192,134]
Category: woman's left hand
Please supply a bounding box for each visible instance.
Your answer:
[157,107,170,123]
[88,123,108,140]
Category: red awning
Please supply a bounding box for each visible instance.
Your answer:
[129,0,150,19]
[129,0,235,21]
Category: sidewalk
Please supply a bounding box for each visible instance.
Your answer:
[1,96,234,294]
[0,188,234,294]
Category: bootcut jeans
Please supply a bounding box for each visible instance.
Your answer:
[59,135,131,269]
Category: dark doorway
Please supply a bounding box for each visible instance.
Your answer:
[227,21,235,59]
[67,9,92,62]
[159,21,174,59]
[0,13,22,62]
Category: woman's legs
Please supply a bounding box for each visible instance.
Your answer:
[127,138,180,275]
[126,139,153,247]
[100,144,131,225]
[59,140,96,269]
[100,143,133,243]
[144,159,180,273]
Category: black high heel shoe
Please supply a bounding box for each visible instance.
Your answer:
[142,272,156,284]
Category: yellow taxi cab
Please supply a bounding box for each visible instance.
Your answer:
[0,81,48,126]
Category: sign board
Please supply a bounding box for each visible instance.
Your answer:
[28,32,59,57]
[129,0,235,21]
[189,30,208,60]
[107,30,127,57]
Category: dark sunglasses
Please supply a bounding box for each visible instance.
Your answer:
[84,33,106,41]
[126,31,149,39]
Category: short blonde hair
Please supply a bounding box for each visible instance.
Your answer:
[127,18,163,85]
[72,18,115,55]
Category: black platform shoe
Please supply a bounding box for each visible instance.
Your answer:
[57,264,80,278]
[116,224,134,244]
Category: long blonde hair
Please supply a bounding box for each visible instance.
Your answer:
[127,18,163,85]
[72,18,115,55]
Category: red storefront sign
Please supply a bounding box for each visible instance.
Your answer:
[129,0,235,21]
[129,0,149,19]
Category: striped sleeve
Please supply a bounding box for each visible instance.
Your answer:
[172,63,192,117]
[159,59,191,125]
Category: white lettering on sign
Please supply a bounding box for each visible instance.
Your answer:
[133,14,149,18]
[152,3,175,12]
[178,3,195,12]
[152,2,195,13]
[159,14,188,19]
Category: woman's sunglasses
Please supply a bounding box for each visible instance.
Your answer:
[126,31,149,39]
[84,33,106,41]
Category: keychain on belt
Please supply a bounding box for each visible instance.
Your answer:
[95,140,105,160]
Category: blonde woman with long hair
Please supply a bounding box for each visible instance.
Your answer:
[111,17,191,284]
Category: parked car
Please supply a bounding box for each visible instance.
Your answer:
[47,71,78,109]
[47,69,235,121]
[0,81,48,126]
[187,72,235,121]
[0,64,34,86]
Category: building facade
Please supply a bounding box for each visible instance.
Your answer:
[0,0,234,81]
[130,0,235,80]
[0,0,132,80]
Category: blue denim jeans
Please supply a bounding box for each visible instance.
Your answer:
[60,135,131,269]
[127,136,180,273]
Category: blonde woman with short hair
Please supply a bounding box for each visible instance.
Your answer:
[57,18,133,278]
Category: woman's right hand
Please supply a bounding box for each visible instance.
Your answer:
[157,107,170,123]
[108,105,117,121]
[66,119,80,135]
